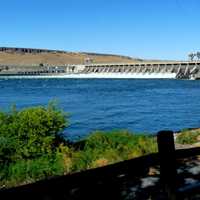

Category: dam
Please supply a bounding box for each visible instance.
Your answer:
[0,61,200,79]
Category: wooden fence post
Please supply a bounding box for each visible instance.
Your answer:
[157,130,177,200]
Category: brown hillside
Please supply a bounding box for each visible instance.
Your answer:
[0,51,140,66]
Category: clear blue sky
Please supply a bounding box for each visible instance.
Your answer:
[0,0,200,60]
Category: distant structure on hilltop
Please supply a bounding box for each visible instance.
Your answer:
[188,52,200,61]
[84,57,93,64]
[0,47,66,54]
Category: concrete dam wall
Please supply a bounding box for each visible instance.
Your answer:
[0,61,200,79]
[73,61,200,79]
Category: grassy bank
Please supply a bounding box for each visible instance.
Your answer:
[1,104,198,188]
[0,104,158,188]
[175,128,200,145]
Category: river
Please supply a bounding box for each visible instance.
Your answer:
[0,79,200,140]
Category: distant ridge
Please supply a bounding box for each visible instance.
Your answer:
[0,47,134,59]
[0,47,141,65]
[0,47,66,54]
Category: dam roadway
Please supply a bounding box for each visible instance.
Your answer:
[1,60,200,79]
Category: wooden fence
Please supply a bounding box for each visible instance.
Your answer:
[1,130,200,200]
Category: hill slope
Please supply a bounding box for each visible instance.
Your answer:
[0,48,141,65]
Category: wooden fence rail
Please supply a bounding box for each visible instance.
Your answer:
[1,130,200,199]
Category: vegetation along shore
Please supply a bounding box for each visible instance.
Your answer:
[0,103,199,188]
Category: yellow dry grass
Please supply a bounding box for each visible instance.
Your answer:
[0,51,138,65]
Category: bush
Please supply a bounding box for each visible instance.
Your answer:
[0,103,68,165]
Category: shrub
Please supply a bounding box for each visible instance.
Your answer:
[0,103,68,165]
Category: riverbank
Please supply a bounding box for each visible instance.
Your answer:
[1,104,200,189]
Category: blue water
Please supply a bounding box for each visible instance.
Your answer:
[0,79,200,139]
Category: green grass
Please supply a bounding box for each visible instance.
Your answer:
[71,130,157,171]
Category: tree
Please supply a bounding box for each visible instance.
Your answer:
[196,52,200,60]
[188,53,195,61]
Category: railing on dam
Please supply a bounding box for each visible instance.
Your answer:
[1,131,200,200]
